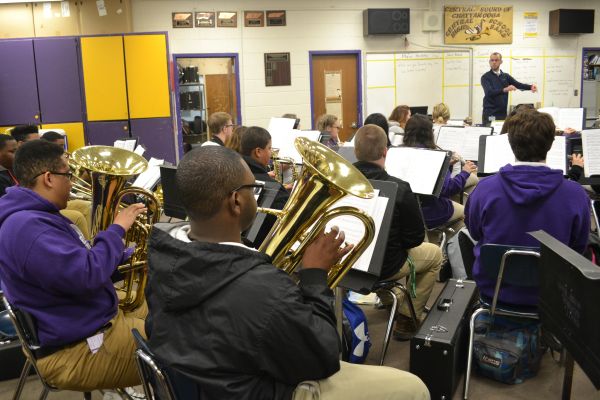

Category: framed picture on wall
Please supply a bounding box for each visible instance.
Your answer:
[266,10,286,26]
[217,11,238,27]
[244,11,265,27]
[265,53,291,86]
[172,12,193,28]
[195,12,215,28]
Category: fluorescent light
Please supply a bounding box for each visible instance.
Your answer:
[0,0,63,3]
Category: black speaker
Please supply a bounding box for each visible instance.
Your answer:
[549,9,594,35]
[363,8,410,36]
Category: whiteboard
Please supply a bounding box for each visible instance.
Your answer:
[366,51,470,120]
[366,48,578,125]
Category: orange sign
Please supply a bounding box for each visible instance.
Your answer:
[444,5,513,44]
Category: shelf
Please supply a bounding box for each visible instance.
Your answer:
[179,82,202,87]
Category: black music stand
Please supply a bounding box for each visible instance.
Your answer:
[410,106,428,116]
[159,165,187,220]
[242,181,280,248]
[339,179,398,293]
[336,146,358,164]
[530,230,600,399]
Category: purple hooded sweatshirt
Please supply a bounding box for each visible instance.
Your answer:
[421,168,470,228]
[465,164,590,306]
[0,186,125,347]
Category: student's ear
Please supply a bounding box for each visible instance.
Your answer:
[228,191,242,217]
[383,147,388,158]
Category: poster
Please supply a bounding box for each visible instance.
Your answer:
[444,5,513,44]
[523,12,538,38]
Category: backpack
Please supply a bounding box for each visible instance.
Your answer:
[446,227,476,280]
[472,313,544,384]
[341,296,371,364]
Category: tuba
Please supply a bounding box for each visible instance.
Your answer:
[71,146,161,311]
[259,137,376,289]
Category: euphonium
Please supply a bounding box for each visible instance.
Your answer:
[259,137,376,289]
[71,146,161,311]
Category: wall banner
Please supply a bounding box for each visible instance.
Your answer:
[444,5,513,44]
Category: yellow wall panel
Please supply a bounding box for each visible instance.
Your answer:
[124,34,171,119]
[41,122,85,153]
[81,36,128,121]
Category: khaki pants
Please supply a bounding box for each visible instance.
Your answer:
[60,209,90,240]
[37,303,147,391]
[386,243,443,319]
[292,361,430,400]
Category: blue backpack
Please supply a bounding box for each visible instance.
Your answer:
[473,313,544,384]
[341,296,371,364]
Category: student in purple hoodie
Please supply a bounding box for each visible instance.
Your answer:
[0,140,147,391]
[465,109,590,306]
[402,114,477,231]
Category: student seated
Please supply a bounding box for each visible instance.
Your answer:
[0,140,147,391]
[10,124,40,145]
[40,131,66,149]
[353,124,443,340]
[0,134,18,197]
[317,114,341,150]
[388,105,411,141]
[145,145,429,400]
[240,126,290,247]
[465,109,590,306]
[364,113,392,147]
[432,103,450,125]
[403,114,477,231]
[225,125,247,154]
[202,112,234,147]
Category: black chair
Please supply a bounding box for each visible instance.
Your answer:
[463,244,540,399]
[2,297,92,400]
[372,279,418,365]
[132,328,178,400]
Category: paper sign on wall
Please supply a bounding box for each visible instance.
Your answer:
[523,12,538,38]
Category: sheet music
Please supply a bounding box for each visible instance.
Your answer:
[324,190,389,272]
[267,117,296,138]
[391,135,404,146]
[491,120,504,134]
[134,145,145,156]
[446,120,464,126]
[538,107,560,124]
[114,140,125,149]
[582,129,600,177]
[132,157,163,189]
[275,130,321,164]
[436,127,485,161]
[546,136,566,173]
[385,148,448,195]
[482,135,515,173]
[558,108,584,131]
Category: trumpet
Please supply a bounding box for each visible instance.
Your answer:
[259,137,376,289]
[271,148,299,184]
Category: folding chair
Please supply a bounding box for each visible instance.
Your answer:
[463,244,540,399]
[2,297,92,400]
[371,279,418,365]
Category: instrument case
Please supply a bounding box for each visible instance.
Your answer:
[409,279,477,400]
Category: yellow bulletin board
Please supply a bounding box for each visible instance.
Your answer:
[444,5,513,44]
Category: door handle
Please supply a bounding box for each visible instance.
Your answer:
[350,122,357,128]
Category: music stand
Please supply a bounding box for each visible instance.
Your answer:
[339,179,398,293]
[159,165,187,220]
[530,230,600,398]
[242,181,280,248]
[336,146,358,164]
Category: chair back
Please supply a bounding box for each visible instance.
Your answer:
[132,328,178,400]
[592,200,599,234]
[479,244,540,315]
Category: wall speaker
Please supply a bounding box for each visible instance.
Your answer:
[422,11,442,32]
[363,9,410,36]
[549,9,594,35]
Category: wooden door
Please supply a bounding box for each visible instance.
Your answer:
[206,74,235,120]
[310,53,360,142]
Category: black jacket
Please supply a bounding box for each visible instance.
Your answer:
[481,70,531,119]
[146,223,340,400]
[0,167,17,197]
[353,161,426,279]
[242,155,290,247]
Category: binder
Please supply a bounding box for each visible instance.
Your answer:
[385,147,451,197]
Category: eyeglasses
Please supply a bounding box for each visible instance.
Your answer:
[32,171,74,180]
[225,124,235,128]
[230,182,264,196]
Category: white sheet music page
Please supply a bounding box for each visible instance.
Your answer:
[558,108,584,131]
[482,135,515,173]
[324,190,388,272]
[276,130,321,164]
[114,140,125,149]
[538,107,560,126]
[132,157,163,189]
[491,120,504,134]
[436,126,464,154]
[546,136,566,173]
[582,129,600,177]
[385,148,447,195]
[463,127,491,160]
[267,117,296,140]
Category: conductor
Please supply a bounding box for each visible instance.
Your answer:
[481,52,537,125]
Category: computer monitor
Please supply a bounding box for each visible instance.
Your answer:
[410,106,428,116]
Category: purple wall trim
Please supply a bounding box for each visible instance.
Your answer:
[308,50,363,130]
[172,52,242,160]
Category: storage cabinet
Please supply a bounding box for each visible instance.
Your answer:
[86,120,130,147]
[130,118,175,162]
